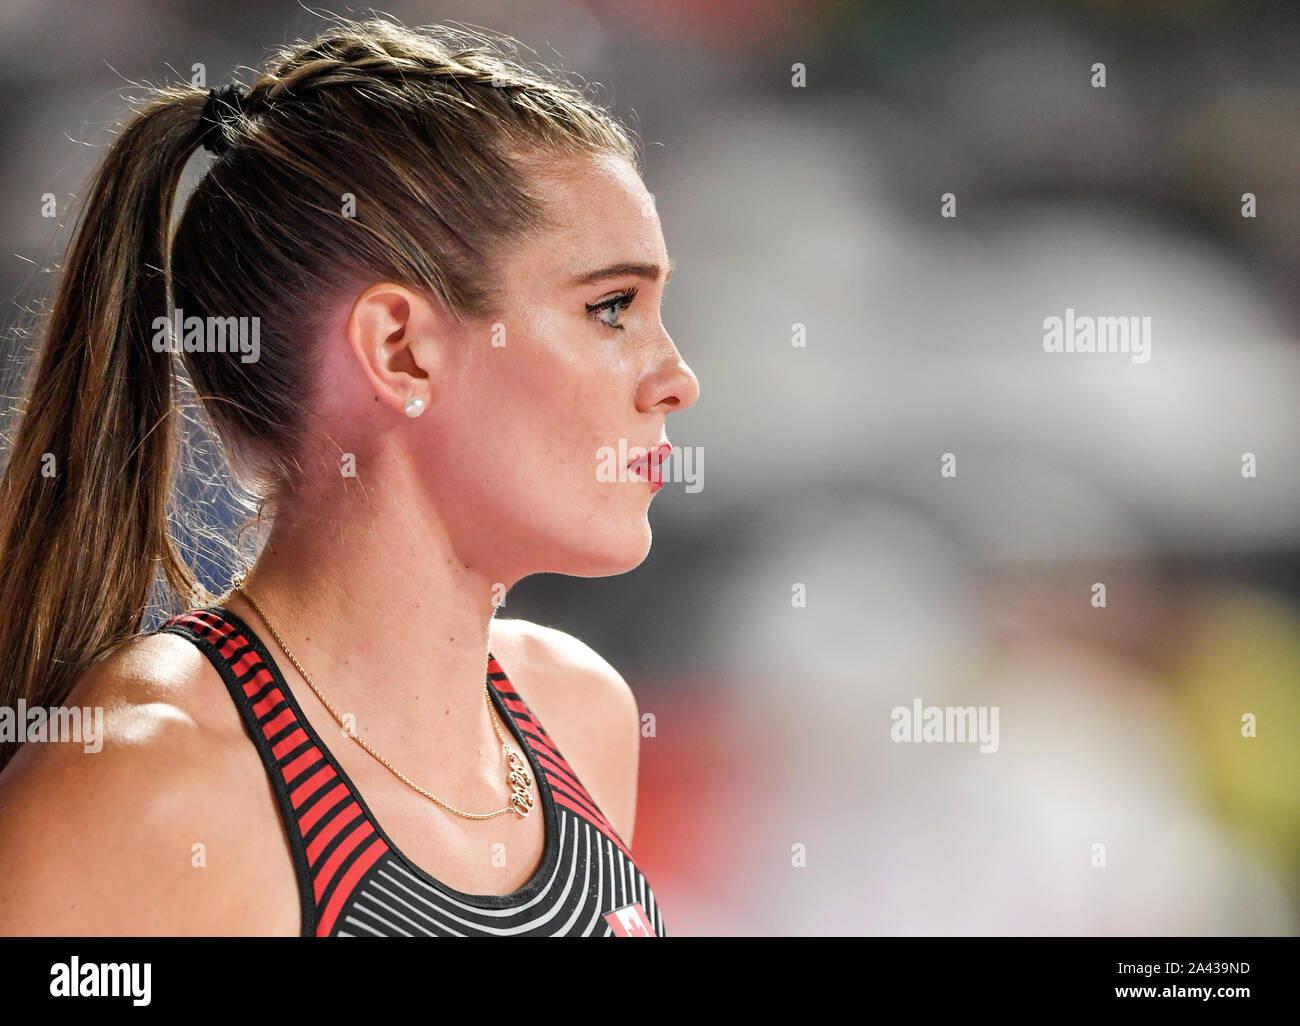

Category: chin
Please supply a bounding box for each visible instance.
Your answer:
[546,519,654,578]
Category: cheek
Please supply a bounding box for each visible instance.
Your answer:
[492,321,629,437]
[442,317,637,507]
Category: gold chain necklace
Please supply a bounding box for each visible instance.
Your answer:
[229,574,535,820]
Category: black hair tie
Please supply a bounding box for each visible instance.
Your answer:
[196,83,248,156]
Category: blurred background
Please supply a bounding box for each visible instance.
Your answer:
[1,0,1297,935]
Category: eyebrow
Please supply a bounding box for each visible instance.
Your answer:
[569,258,675,287]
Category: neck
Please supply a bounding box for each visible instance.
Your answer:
[221,480,518,789]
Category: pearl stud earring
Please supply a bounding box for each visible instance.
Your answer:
[404,397,425,418]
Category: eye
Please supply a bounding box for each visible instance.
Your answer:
[585,287,638,331]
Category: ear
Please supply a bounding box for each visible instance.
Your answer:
[345,283,452,416]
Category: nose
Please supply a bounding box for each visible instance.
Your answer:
[637,331,700,414]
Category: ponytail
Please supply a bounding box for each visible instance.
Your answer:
[0,89,210,770]
[0,16,645,774]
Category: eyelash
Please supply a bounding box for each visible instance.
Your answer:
[585,287,639,331]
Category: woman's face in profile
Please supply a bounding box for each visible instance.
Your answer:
[421,150,700,582]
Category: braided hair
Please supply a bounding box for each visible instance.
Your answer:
[0,16,641,769]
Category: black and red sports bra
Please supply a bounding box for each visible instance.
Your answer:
[155,605,666,937]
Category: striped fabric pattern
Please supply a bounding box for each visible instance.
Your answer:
[157,606,665,937]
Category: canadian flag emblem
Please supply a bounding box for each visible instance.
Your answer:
[605,902,654,936]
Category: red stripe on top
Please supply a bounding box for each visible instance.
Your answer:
[313,819,376,900]
[187,610,224,631]
[230,649,260,678]
[170,612,208,632]
[271,726,309,760]
[298,780,348,833]
[497,693,540,726]
[536,757,608,824]
[539,762,623,845]
[166,613,649,936]
[498,698,569,765]
[305,801,362,864]
[241,666,274,695]
[551,790,634,861]
[206,624,238,647]
[486,674,626,848]
[316,836,388,937]
[291,765,338,809]
[251,688,286,719]
[261,707,296,738]
[282,748,322,787]
[489,688,583,785]
[519,734,588,801]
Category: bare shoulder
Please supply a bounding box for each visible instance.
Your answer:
[0,631,292,935]
[489,617,641,845]
[487,617,639,735]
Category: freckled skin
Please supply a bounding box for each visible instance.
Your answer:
[414,151,701,580]
[0,155,695,938]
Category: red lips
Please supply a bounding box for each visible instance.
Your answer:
[628,443,672,489]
